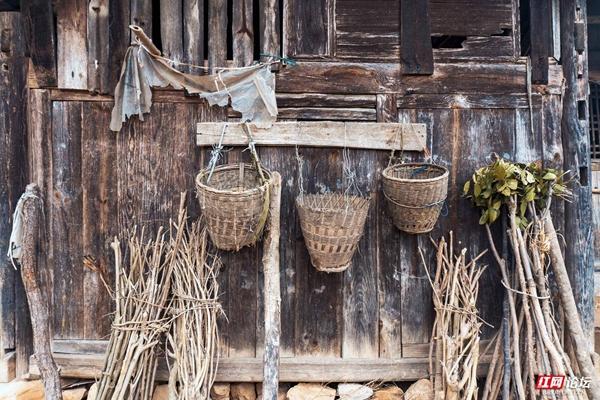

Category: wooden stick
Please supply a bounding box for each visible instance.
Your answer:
[544,215,600,398]
[19,184,63,400]
[262,172,282,400]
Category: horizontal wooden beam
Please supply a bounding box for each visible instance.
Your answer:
[31,352,490,382]
[196,122,427,151]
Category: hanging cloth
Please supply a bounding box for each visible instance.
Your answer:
[110,44,278,131]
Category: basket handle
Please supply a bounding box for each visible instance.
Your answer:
[242,122,268,185]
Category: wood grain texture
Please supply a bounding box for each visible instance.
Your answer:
[51,101,84,339]
[80,102,115,338]
[208,0,228,72]
[232,0,253,67]
[429,0,513,37]
[107,0,130,93]
[183,0,205,73]
[56,0,88,89]
[196,122,427,151]
[160,0,184,63]
[130,0,152,40]
[33,351,491,382]
[20,0,57,86]
[283,0,330,57]
[260,0,280,59]
[87,0,109,93]
[401,0,434,75]
[0,12,27,368]
[530,0,552,83]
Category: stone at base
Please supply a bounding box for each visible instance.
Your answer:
[337,383,373,400]
[404,379,433,400]
[231,382,257,400]
[372,385,404,400]
[287,383,336,400]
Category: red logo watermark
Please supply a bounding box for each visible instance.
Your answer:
[536,375,591,390]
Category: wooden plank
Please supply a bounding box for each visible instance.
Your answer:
[20,0,57,86]
[56,0,88,89]
[335,0,399,61]
[530,0,552,83]
[0,10,26,351]
[433,36,514,59]
[183,0,205,74]
[397,93,543,109]
[341,150,379,358]
[160,0,184,63]
[232,0,253,67]
[593,170,600,264]
[401,0,434,75]
[429,0,513,37]
[294,148,343,357]
[283,0,331,58]
[260,0,280,59]
[276,94,377,108]
[87,0,109,93]
[196,122,427,151]
[51,101,84,339]
[130,0,152,40]
[108,0,130,93]
[227,108,376,121]
[561,0,595,337]
[31,352,493,382]
[81,102,115,339]
[208,0,227,72]
[262,172,281,400]
[376,95,402,358]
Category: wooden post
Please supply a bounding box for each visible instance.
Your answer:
[262,172,281,400]
[530,0,551,83]
[20,0,57,87]
[19,184,63,399]
[560,0,594,337]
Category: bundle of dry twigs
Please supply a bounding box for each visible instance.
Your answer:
[166,222,223,399]
[94,196,223,400]
[423,234,485,400]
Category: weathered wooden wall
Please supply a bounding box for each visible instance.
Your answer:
[1,0,580,382]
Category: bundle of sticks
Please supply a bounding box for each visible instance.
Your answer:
[423,234,485,400]
[94,197,222,400]
[482,198,592,400]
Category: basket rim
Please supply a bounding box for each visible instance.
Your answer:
[296,193,370,214]
[195,163,272,195]
[382,162,449,184]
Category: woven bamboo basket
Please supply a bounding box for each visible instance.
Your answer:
[296,193,370,273]
[382,163,449,234]
[196,163,272,251]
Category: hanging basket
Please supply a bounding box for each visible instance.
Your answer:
[296,193,370,273]
[382,163,449,234]
[196,163,272,251]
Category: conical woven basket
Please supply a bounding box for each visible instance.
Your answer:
[382,163,449,234]
[296,193,370,273]
[196,163,272,251]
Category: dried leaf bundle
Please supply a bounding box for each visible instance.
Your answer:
[166,223,223,399]
[424,234,484,400]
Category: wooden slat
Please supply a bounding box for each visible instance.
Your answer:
[56,0,88,89]
[397,93,543,109]
[51,101,84,339]
[530,0,552,83]
[107,0,130,93]
[183,0,205,74]
[260,0,280,59]
[375,95,402,358]
[196,122,427,151]
[20,0,57,86]
[232,0,253,67]
[160,0,184,63]
[81,102,115,338]
[283,0,331,58]
[401,0,434,75]
[429,0,513,37]
[31,353,493,382]
[208,0,227,72]
[87,0,109,93]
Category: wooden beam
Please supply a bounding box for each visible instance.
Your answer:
[260,0,280,60]
[87,0,109,93]
[196,122,428,151]
[31,352,491,382]
[262,173,281,400]
[160,0,184,64]
[530,0,552,83]
[183,0,205,74]
[232,0,253,67]
[400,0,434,75]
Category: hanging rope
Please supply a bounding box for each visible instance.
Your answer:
[342,124,362,198]
[295,144,305,199]
[206,124,228,183]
